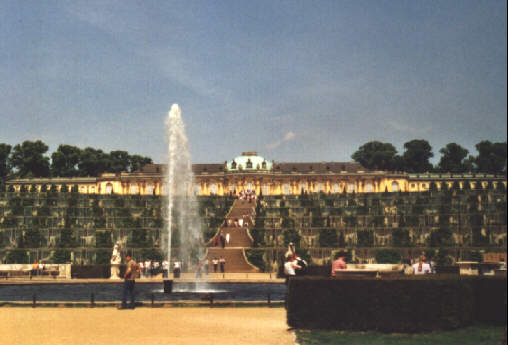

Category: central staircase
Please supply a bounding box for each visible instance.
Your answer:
[206,199,259,273]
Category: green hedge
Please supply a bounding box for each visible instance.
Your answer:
[287,276,506,332]
[245,249,265,272]
[71,264,115,278]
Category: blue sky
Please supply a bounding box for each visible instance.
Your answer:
[0,1,506,164]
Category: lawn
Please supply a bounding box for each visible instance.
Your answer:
[295,324,506,345]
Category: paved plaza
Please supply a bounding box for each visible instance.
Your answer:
[1,307,295,345]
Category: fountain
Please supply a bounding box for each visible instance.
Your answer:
[164,104,206,290]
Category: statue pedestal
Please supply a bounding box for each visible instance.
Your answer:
[110,264,121,279]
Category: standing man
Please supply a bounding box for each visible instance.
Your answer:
[212,257,219,273]
[162,258,170,278]
[219,256,226,273]
[119,252,137,309]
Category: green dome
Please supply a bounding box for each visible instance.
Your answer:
[227,152,272,171]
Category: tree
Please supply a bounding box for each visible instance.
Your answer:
[8,140,50,177]
[351,141,399,171]
[437,143,470,172]
[78,147,110,177]
[402,139,433,173]
[109,150,130,173]
[50,144,82,177]
[0,143,12,181]
[129,155,153,172]
[475,141,507,173]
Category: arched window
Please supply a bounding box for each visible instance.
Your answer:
[365,182,373,193]
[283,183,290,195]
[246,159,253,169]
[262,161,267,169]
[210,183,217,195]
[105,183,113,194]
[391,182,399,192]
[262,183,268,195]
[317,183,323,193]
[347,183,356,193]
[145,183,154,195]
[299,182,307,192]
[130,183,138,195]
[247,182,253,191]
[333,183,339,193]
[229,183,236,193]
[231,161,237,169]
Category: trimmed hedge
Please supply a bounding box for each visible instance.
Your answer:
[286,276,506,333]
[71,264,119,279]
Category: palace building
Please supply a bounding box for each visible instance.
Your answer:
[6,152,507,195]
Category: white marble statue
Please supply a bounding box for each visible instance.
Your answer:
[110,242,121,279]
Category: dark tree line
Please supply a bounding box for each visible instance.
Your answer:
[352,140,506,174]
[0,140,153,182]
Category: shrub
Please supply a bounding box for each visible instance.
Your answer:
[375,249,401,264]
[392,228,410,247]
[286,276,505,332]
[283,229,301,247]
[5,249,29,264]
[249,228,266,247]
[319,229,338,247]
[357,230,374,247]
[245,249,265,272]
[51,249,71,263]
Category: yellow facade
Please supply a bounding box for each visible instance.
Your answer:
[6,153,507,196]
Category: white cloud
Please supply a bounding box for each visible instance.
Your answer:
[265,131,297,150]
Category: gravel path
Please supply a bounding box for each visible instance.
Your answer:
[2,307,295,345]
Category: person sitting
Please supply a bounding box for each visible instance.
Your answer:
[412,255,431,275]
[31,260,39,277]
[331,252,347,277]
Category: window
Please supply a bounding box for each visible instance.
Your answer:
[247,182,253,191]
[411,184,416,188]
[333,183,339,193]
[317,183,323,193]
[229,183,236,193]
[283,183,290,195]
[246,159,253,169]
[391,182,399,192]
[365,183,373,193]
[262,183,268,195]
[347,183,356,193]
[105,183,113,194]
[210,183,217,195]
[299,182,307,192]
[262,161,267,169]
[130,183,138,195]
[231,161,237,169]
[146,183,154,195]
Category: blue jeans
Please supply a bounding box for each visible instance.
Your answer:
[121,280,135,308]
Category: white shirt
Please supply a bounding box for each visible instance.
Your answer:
[412,262,431,275]
[284,261,296,276]
[162,261,169,270]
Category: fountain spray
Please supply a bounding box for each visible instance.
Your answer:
[164,104,204,272]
